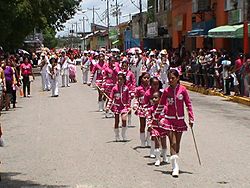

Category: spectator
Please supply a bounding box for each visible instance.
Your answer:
[20,57,35,97]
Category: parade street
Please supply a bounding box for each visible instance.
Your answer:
[1,68,250,188]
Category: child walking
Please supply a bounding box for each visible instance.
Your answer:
[157,69,194,177]
[106,72,131,141]
[133,72,150,147]
[146,91,169,166]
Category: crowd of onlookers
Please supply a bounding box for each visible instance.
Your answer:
[179,49,250,97]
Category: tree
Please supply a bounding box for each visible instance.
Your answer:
[42,27,58,49]
[0,0,81,51]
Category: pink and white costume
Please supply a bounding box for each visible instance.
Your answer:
[146,104,167,137]
[89,61,105,88]
[123,70,136,97]
[157,84,194,132]
[106,84,131,115]
[102,64,119,97]
[133,85,150,117]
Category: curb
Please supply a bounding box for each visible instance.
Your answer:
[181,81,250,107]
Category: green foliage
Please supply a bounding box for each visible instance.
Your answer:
[42,27,58,49]
[0,0,80,51]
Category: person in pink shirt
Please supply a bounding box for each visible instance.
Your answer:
[20,57,34,97]
[146,91,169,166]
[106,72,131,141]
[143,77,163,157]
[133,72,150,147]
[121,60,136,127]
[156,68,194,178]
[88,53,106,111]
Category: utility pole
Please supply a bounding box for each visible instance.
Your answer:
[111,0,123,26]
[79,17,88,50]
[88,6,100,31]
[139,0,143,50]
[243,0,249,54]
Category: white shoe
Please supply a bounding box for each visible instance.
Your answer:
[149,140,155,158]
[140,133,146,147]
[114,128,120,141]
[162,149,169,163]
[154,149,161,166]
[170,155,179,177]
[146,131,151,146]
[121,127,128,141]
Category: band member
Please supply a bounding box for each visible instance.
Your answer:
[156,69,194,177]
[49,56,60,97]
[88,53,105,112]
[106,72,131,141]
[133,72,150,147]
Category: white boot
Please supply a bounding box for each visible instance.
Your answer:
[114,128,120,141]
[170,155,179,177]
[154,148,161,166]
[162,149,169,163]
[149,140,155,158]
[121,127,128,141]
[98,101,103,112]
[100,100,105,112]
[146,131,151,146]
[127,114,132,127]
[140,133,146,147]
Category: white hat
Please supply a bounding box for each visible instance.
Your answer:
[149,51,155,56]
[160,49,168,55]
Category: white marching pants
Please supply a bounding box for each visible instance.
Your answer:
[62,74,69,87]
[51,79,59,96]
[82,69,89,84]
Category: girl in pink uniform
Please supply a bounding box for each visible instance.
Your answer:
[133,72,150,147]
[121,60,136,127]
[106,72,131,141]
[102,56,120,117]
[157,69,194,177]
[146,91,168,166]
[143,77,163,157]
[88,53,106,112]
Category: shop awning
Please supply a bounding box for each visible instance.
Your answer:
[208,24,250,38]
[187,29,206,37]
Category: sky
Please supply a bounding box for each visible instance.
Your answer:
[56,0,148,37]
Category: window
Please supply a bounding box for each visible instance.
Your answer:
[164,0,172,11]
[156,0,160,13]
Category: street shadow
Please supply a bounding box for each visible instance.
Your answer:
[154,169,193,175]
[0,172,69,188]
[106,140,132,144]
[147,161,170,166]
[127,125,136,128]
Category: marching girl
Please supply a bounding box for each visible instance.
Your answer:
[146,91,168,166]
[106,72,131,141]
[143,77,163,157]
[102,56,120,117]
[49,56,60,97]
[88,53,106,112]
[156,69,194,177]
[133,72,150,147]
[121,60,136,127]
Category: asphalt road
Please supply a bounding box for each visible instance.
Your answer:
[1,68,250,188]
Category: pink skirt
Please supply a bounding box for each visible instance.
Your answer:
[135,106,145,117]
[111,105,129,115]
[103,83,115,97]
[160,118,188,133]
[95,80,103,88]
[150,125,168,137]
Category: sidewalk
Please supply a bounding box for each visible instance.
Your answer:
[181,81,250,106]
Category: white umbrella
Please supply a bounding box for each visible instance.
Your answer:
[111,48,120,53]
[18,49,30,55]
[126,47,142,54]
